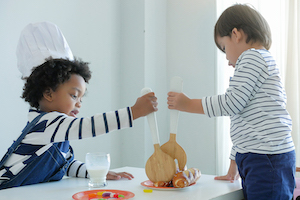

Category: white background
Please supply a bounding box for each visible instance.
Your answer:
[0,0,218,174]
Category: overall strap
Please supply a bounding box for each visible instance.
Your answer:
[0,112,47,169]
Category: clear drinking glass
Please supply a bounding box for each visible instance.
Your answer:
[85,152,110,188]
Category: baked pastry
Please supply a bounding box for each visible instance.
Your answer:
[153,180,172,187]
[152,167,201,188]
[172,168,201,188]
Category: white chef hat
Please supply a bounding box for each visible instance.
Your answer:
[16,22,74,78]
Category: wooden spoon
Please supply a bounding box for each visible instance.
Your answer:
[161,76,187,171]
[141,88,176,183]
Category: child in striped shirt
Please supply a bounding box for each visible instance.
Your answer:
[167,4,295,200]
[0,22,158,189]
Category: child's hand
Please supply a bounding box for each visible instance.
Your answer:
[106,171,134,180]
[167,92,190,111]
[131,92,158,120]
[214,159,239,183]
[214,172,240,183]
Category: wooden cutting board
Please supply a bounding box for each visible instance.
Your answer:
[161,76,187,171]
[141,88,176,183]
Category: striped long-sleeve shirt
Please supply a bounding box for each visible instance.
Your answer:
[0,107,133,183]
[202,49,294,160]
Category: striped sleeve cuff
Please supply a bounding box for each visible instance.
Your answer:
[66,160,88,178]
[229,147,236,160]
[202,96,223,117]
[119,107,133,128]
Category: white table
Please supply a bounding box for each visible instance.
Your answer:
[0,167,243,200]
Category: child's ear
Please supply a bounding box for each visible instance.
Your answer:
[43,88,54,102]
[231,28,242,43]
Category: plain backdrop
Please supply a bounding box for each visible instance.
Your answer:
[0,0,218,175]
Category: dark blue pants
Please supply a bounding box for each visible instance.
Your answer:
[236,150,295,200]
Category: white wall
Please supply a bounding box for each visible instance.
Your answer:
[0,0,123,168]
[166,0,217,173]
[0,0,218,174]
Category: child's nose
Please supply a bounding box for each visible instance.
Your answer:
[76,101,82,108]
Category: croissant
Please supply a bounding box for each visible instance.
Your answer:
[172,168,201,188]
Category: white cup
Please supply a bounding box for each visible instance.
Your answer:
[85,152,110,188]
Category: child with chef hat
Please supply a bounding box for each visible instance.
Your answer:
[0,22,158,189]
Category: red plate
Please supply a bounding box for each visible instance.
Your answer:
[141,180,196,190]
[72,189,135,200]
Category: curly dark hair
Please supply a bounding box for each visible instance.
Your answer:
[22,57,92,108]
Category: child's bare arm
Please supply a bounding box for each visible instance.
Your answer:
[167,92,204,114]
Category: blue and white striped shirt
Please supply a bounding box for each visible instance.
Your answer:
[0,107,133,183]
[202,49,294,160]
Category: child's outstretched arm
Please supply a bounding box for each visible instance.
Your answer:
[214,159,239,183]
[167,92,204,114]
[66,160,134,180]
[131,92,158,120]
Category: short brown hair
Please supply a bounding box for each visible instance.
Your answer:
[214,4,272,52]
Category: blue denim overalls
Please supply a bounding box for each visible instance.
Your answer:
[0,112,74,190]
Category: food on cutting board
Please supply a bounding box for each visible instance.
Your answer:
[173,167,201,188]
[153,167,201,188]
[153,180,172,187]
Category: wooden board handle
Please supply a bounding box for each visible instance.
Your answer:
[170,76,183,134]
[141,88,160,145]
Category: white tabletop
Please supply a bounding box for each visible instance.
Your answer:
[0,167,243,200]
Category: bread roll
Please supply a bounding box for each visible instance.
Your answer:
[189,167,201,183]
[172,168,201,188]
